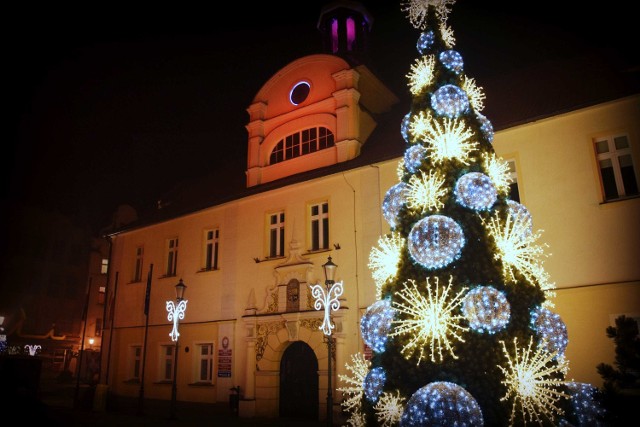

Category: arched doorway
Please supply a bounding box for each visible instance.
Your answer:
[279,341,318,419]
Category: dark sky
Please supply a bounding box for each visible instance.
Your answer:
[4,1,635,232]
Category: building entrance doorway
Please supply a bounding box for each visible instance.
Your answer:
[279,341,318,419]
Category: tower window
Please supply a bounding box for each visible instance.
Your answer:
[269,127,335,165]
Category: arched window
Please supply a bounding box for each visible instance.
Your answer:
[269,127,335,165]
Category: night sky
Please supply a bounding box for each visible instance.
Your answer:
[4,1,635,232]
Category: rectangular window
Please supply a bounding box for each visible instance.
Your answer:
[203,229,220,271]
[310,202,329,251]
[95,318,102,337]
[165,238,179,277]
[161,345,174,381]
[197,343,214,383]
[269,211,285,258]
[131,346,142,380]
[100,258,109,275]
[595,134,639,201]
[97,286,106,304]
[506,159,520,202]
[133,246,144,282]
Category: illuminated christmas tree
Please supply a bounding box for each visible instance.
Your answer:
[339,1,605,425]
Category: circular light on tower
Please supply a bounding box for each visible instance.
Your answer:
[417,31,435,54]
[476,112,494,143]
[530,306,568,358]
[383,182,408,228]
[439,50,464,74]
[289,81,310,106]
[400,382,484,427]
[431,84,469,119]
[408,215,465,269]
[462,286,511,334]
[361,299,395,353]
[404,144,427,173]
[455,172,498,211]
[364,367,386,404]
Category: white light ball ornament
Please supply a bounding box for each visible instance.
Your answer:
[455,172,498,211]
[462,286,511,334]
[408,215,465,269]
[417,31,435,54]
[531,306,568,358]
[364,367,386,404]
[565,381,606,425]
[431,84,469,119]
[401,112,412,143]
[360,299,395,353]
[400,382,484,427]
[383,182,408,228]
[507,200,533,238]
[403,145,427,173]
[439,50,463,75]
[476,112,494,143]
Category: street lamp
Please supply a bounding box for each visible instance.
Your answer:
[310,257,343,426]
[166,278,188,419]
[88,337,95,349]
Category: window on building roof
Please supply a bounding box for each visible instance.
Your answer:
[269,127,335,165]
[594,134,639,201]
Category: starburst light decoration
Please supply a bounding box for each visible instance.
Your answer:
[476,112,494,143]
[345,407,366,427]
[364,366,387,403]
[167,299,188,341]
[406,169,447,213]
[417,117,477,165]
[431,84,470,118]
[439,50,463,74]
[407,55,436,95]
[462,76,485,112]
[338,352,371,412]
[391,277,468,364]
[462,285,511,334]
[498,337,569,426]
[369,233,405,298]
[361,299,395,353]
[375,390,406,427]
[409,110,432,140]
[408,215,465,269]
[383,182,408,228]
[417,30,435,53]
[440,22,456,47]
[483,152,511,195]
[400,381,484,426]
[530,306,568,358]
[485,211,550,286]
[403,144,427,173]
[564,381,606,426]
[402,0,456,30]
[455,172,498,211]
[506,200,533,238]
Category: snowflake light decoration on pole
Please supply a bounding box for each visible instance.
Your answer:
[167,299,188,341]
[310,280,343,336]
[391,277,468,364]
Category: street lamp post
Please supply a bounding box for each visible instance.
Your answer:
[166,279,188,420]
[310,257,343,426]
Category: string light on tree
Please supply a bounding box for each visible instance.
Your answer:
[364,367,387,404]
[462,285,511,334]
[431,84,470,118]
[407,55,436,95]
[483,152,511,195]
[415,117,477,165]
[360,299,395,353]
[454,172,498,211]
[406,169,447,214]
[369,233,405,299]
[391,277,468,364]
[498,337,569,426]
[382,182,408,228]
[530,306,568,359]
[399,381,484,427]
[408,215,465,269]
[439,50,463,74]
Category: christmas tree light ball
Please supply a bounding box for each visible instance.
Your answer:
[564,381,606,426]
[401,112,412,143]
[408,215,465,269]
[417,30,435,54]
[531,306,568,358]
[404,144,427,173]
[400,381,484,427]
[507,200,533,237]
[383,182,408,228]
[360,299,395,353]
[439,50,464,74]
[364,367,387,404]
[462,286,511,334]
[476,112,494,143]
[455,172,498,211]
[431,84,470,118]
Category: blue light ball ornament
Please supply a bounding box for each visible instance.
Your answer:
[408,215,465,269]
[531,306,568,358]
[462,286,511,334]
[455,172,498,211]
[439,50,464,74]
[417,31,435,54]
[364,367,386,404]
[360,299,395,353]
[431,85,469,118]
[382,182,408,228]
[476,112,494,143]
[404,145,427,173]
[565,381,606,426]
[400,381,484,427]
[401,112,412,143]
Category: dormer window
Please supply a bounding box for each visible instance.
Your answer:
[269,127,335,165]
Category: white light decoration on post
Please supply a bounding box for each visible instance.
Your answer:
[310,256,343,426]
[25,344,41,356]
[166,278,188,419]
